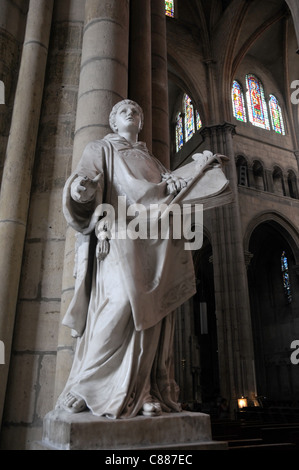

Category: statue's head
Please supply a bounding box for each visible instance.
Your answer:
[109,99,144,133]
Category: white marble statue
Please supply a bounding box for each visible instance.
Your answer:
[56,99,230,418]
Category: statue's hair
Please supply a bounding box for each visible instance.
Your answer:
[109,99,144,133]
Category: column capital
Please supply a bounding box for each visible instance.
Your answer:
[201,121,236,139]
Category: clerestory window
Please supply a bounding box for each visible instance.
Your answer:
[175,94,203,153]
[165,0,174,17]
[231,74,286,136]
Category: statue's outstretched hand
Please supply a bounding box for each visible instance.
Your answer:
[71,173,103,203]
[162,173,191,196]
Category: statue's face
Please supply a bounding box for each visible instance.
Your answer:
[115,103,142,134]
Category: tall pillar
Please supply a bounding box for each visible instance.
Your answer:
[54,0,130,401]
[151,0,170,168]
[0,0,54,427]
[72,0,130,166]
[204,123,256,411]
[129,0,152,150]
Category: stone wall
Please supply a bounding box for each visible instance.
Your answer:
[0,3,84,449]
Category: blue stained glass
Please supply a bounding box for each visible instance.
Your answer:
[281,251,292,303]
[175,94,203,153]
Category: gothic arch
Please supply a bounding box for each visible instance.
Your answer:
[168,66,207,126]
[246,212,299,401]
[244,211,299,264]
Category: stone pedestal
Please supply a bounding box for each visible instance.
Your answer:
[40,410,227,450]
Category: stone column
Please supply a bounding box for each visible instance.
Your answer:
[129,0,152,150]
[205,123,257,412]
[151,0,170,168]
[72,0,130,166]
[0,0,53,426]
[54,0,130,401]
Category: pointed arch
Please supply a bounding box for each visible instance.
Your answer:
[244,211,299,265]
[247,218,299,401]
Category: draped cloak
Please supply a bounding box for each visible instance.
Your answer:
[57,133,231,418]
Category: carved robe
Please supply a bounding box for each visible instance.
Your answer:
[57,133,231,418]
[57,134,196,418]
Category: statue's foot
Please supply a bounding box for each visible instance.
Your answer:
[62,392,87,413]
[142,401,162,417]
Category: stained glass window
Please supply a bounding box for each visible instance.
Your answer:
[184,94,195,142]
[269,95,285,135]
[175,93,203,153]
[232,80,247,122]
[246,74,270,130]
[175,113,184,152]
[165,0,174,17]
[281,251,292,303]
[196,110,203,130]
